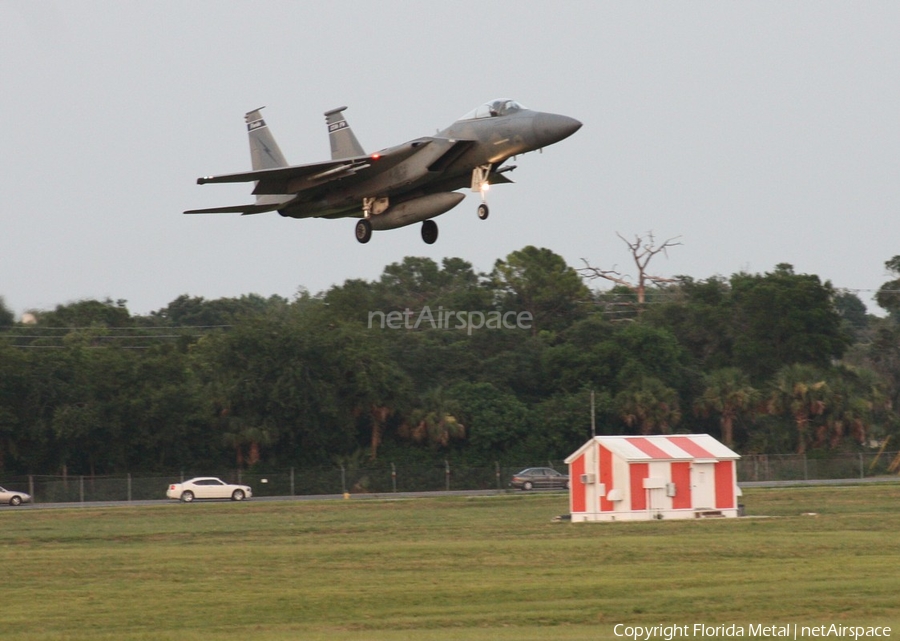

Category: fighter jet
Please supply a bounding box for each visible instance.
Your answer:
[185,99,581,244]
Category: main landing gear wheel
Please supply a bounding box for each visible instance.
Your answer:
[421,219,438,244]
[355,219,372,244]
[477,203,490,220]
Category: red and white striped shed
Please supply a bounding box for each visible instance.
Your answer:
[564,434,741,522]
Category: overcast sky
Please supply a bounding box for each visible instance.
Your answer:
[2,2,898,317]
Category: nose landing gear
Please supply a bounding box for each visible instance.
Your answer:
[471,164,492,221]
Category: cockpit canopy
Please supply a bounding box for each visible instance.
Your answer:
[458,99,527,121]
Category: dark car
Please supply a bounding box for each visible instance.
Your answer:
[510,467,570,491]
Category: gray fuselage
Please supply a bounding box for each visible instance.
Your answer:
[278,107,580,220]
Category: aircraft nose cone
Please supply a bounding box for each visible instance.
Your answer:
[532,113,582,147]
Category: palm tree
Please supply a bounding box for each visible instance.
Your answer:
[399,388,466,448]
[366,405,392,460]
[616,377,681,435]
[694,367,758,448]
[853,368,892,444]
[823,367,890,448]
[767,364,828,454]
[221,415,273,468]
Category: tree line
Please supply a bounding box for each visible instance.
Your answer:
[1,245,899,476]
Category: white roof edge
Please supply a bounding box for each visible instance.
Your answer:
[564,437,598,464]
[567,434,740,462]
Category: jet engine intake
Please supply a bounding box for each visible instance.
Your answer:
[368,192,465,231]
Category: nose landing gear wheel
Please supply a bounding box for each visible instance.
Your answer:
[421,219,438,244]
[355,219,372,244]
[477,203,489,220]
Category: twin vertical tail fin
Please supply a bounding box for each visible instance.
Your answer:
[244,108,292,211]
[246,108,288,170]
[324,107,365,159]
[209,106,361,214]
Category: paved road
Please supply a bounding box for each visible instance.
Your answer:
[5,477,899,511]
[4,488,545,510]
[738,476,900,488]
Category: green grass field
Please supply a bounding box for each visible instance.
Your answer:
[1,485,899,641]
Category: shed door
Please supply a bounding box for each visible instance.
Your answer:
[691,463,715,509]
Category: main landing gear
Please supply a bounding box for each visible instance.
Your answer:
[356,196,388,244]
[355,218,372,244]
[421,220,438,245]
[355,217,439,245]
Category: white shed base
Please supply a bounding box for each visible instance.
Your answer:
[571,508,740,522]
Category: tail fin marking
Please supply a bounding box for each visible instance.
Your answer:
[324,106,365,159]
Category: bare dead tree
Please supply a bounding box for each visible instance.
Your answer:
[580,231,683,308]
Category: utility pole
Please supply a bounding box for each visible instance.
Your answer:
[591,389,596,438]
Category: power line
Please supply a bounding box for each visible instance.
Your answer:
[0,324,232,349]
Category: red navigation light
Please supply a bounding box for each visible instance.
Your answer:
[371,152,381,160]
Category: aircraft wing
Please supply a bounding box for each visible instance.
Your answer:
[195,139,435,196]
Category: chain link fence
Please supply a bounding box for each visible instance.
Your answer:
[737,451,900,482]
[0,462,559,504]
[2,453,898,504]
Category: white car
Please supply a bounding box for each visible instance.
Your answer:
[0,485,32,506]
[166,477,252,503]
